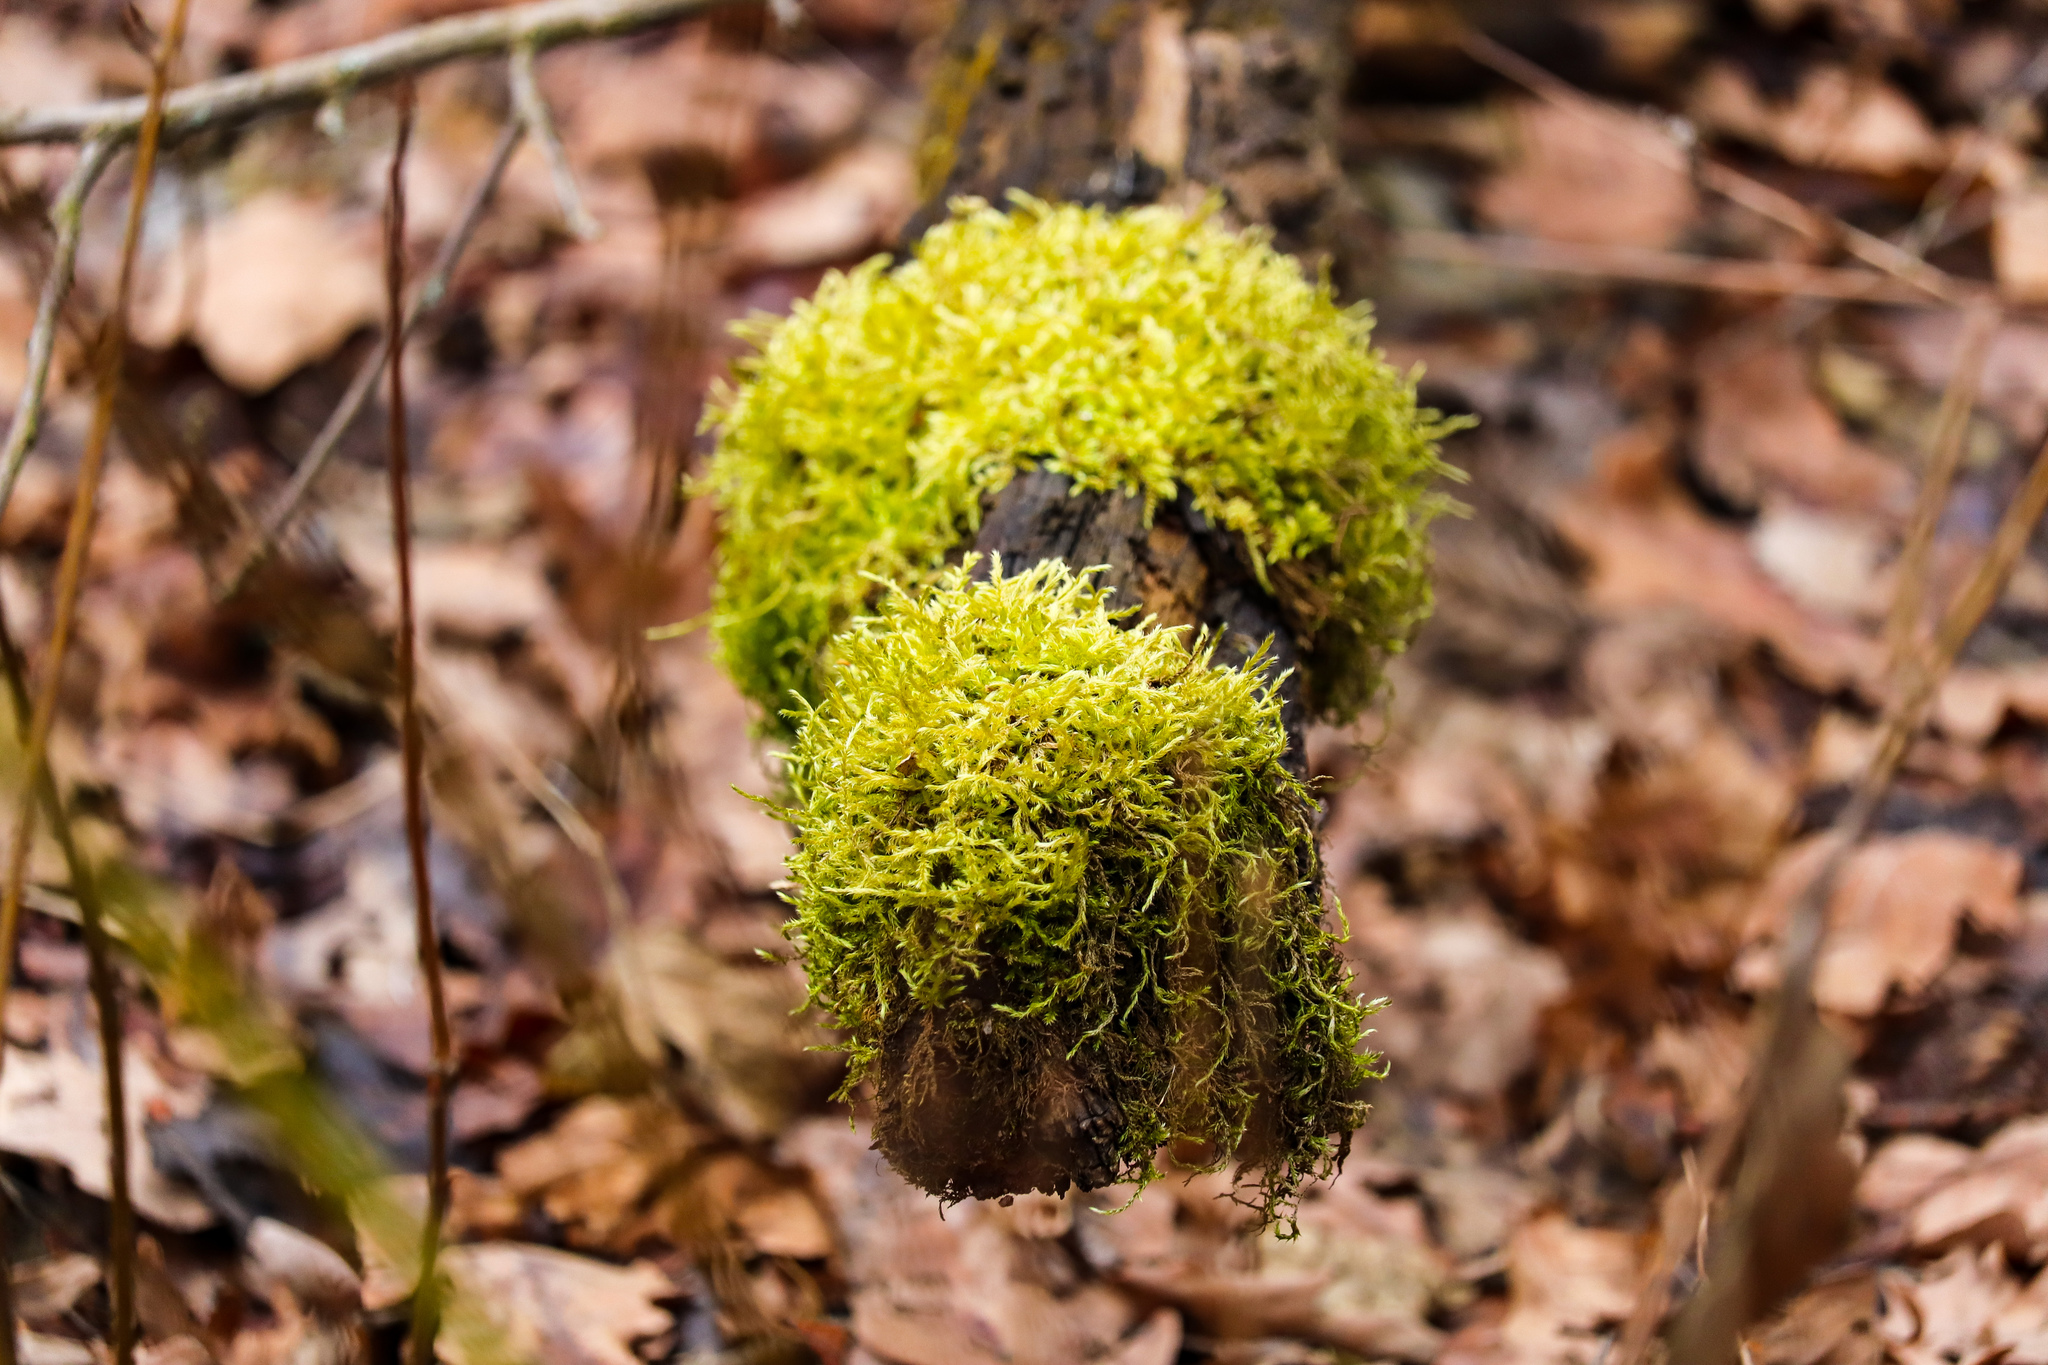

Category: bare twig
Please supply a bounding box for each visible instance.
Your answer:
[1393,230,1968,306]
[380,89,454,1365]
[1456,28,1972,307]
[1663,423,2048,1365]
[222,116,526,597]
[1886,303,2001,660]
[509,42,600,240]
[0,6,190,1364]
[0,138,116,520]
[1611,298,2004,1365]
[0,0,736,147]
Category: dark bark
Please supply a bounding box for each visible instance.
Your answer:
[875,0,1359,1202]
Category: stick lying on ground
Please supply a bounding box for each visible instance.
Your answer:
[0,0,736,147]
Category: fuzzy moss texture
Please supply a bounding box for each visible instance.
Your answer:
[704,196,1458,737]
[773,561,1384,1222]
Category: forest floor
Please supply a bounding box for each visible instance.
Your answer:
[3,0,2048,1363]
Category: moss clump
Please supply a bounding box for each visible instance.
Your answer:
[772,559,1383,1224]
[705,195,1460,738]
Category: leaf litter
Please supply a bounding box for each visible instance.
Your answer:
[9,0,2048,1362]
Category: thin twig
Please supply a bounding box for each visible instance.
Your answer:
[1886,303,2001,661]
[509,42,600,240]
[0,138,116,521]
[222,116,526,597]
[1662,422,2048,1365]
[381,88,454,1365]
[1610,299,2003,1365]
[1393,230,1969,306]
[0,0,736,147]
[1456,28,1972,307]
[0,6,190,1364]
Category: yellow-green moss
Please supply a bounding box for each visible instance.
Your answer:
[769,560,1384,1223]
[704,196,1461,737]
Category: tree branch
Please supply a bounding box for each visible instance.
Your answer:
[0,0,736,147]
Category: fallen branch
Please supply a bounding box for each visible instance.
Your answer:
[0,0,735,147]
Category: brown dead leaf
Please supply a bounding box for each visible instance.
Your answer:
[1354,904,1570,1099]
[1551,482,1883,697]
[438,1243,675,1365]
[1858,1134,1975,1217]
[1500,1213,1641,1364]
[1994,184,2048,305]
[0,1032,214,1229]
[1882,1117,2048,1259]
[622,923,833,1140]
[496,1095,702,1250]
[1473,100,1696,249]
[12,1254,100,1333]
[132,192,384,393]
[1879,1245,2025,1365]
[1739,831,2022,1016]
[1690,62,1947,174]
[1748,1272,1884,1365]
[730,142,917,273]
[1693,340,1912,516]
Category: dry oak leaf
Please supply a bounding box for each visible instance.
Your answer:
[1739,831,2021,1016]
[1473,100,1697,250]
[436,1243,674,1365]
[132,191,383,393]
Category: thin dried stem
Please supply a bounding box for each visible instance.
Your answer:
[1662,422,2048,1365]
[0,5,191,1363]
[1456,28,1973,306]
[222,115,526,597]
[509,42,600,240]
[381,88,454,1365]
[0,0,736,147]
[0,138,116,520]
[1393,230,1964,307]
[1886,303,2001,662]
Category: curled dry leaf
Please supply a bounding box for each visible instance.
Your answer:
[496,1095,704,1251]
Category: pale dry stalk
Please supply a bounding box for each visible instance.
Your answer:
[0,4,192,1364]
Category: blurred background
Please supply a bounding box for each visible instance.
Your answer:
[2,1,2047,1362]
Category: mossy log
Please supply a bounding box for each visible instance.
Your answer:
[889,0,1370,1209]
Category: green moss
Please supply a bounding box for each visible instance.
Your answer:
[704,196,1462,738]
[770,559,1384,1225]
